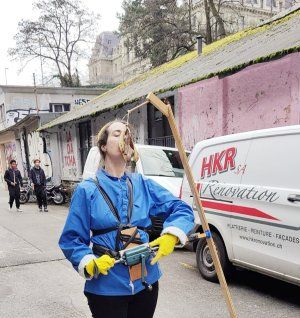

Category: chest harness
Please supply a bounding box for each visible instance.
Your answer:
[91,177,154,290]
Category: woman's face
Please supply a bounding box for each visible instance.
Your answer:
[101,122,133,162]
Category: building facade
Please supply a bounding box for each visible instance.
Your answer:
[0,86,105,130]
[0,86,106,188]
[36,103,148,189]
[88,32,151,85]
[189,0,300,36]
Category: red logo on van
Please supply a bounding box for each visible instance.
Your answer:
[201,147,237,179]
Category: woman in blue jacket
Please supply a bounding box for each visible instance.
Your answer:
[59,120,194,318]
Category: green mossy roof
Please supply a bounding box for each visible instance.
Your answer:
[39,6,300,130]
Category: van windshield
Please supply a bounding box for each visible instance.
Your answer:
[138,148,188,178]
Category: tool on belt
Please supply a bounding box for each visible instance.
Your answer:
[116,243,158,291]
[91,176,155,291]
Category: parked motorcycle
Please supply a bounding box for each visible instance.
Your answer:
[20,183,67,205]
[46,184,67,204]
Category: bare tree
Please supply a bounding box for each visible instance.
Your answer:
[208,0,226,38]
[190,0,265,44]
[204,0,213,44]
[9,0,99,87]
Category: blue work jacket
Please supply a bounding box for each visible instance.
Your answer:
[59,168,194,296]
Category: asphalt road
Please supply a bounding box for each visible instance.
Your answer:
[0,191,299,318]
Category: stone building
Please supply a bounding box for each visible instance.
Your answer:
[88,32,151,85]
[188,0,300,37]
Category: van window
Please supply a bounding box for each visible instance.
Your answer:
[241,134,300,189]
[138,148,187,178]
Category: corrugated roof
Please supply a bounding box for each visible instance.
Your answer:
[39,5,300,131]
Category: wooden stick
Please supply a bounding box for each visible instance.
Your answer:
[146,92,237,318]
[122,100,149,124]
[128,100,149,115]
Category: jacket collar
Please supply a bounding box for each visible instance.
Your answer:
[97,168,128,181]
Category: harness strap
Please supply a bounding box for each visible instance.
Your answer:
[92,176,136,252]
[119,234,143,245]
[92,179,120,222]
[126,178,133,222]
[122,227,138,249]
[92,226,119,236]
[92,244,119,258]
[92,225,150,237]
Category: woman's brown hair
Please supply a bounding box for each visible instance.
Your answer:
[96,119,135,160]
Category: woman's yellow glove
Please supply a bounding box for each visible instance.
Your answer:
[149,234,179,265]
[85,255,115,278]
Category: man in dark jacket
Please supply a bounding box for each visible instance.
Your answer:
[4,159,23,212]
[29,159,48,212]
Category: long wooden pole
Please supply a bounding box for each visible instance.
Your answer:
[146,92,237,318]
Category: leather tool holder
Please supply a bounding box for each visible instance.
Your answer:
[121,227,147,281]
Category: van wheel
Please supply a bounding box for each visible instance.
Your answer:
[196,232,231,283]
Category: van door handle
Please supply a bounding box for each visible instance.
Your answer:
[287,194,300,203]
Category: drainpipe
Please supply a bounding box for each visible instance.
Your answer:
[22,127,30,176]
[196,35,203,55]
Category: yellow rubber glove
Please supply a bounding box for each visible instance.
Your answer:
[85,255,115,278]
[149,234,179,265]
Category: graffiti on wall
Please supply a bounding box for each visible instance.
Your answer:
[4,142,17,165]
[6,108,48,126]
[6,109,30,126]
[62,129,78,178]
[20,131,53,179]
[2,142,18,183]
[28,132,53,179]
[0,146,5,184]
[74,98,90,106]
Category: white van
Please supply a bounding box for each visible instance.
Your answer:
[134,144,189,239]
[180,125,300,286]
[135,144,189,197]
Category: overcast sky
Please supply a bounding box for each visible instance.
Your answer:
[0,0,123,86]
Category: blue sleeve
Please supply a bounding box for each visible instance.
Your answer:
[145,177,194,241]
[58,183,93,271]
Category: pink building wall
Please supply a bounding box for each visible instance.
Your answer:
[178,52,300,150]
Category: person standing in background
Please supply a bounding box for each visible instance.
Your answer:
[4,159,23,212]
[29,159,48,212]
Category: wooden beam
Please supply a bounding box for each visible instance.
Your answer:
[146,93,169,117]
[147,92,237,318]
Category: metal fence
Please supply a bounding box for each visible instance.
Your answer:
[146,135,175,147]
